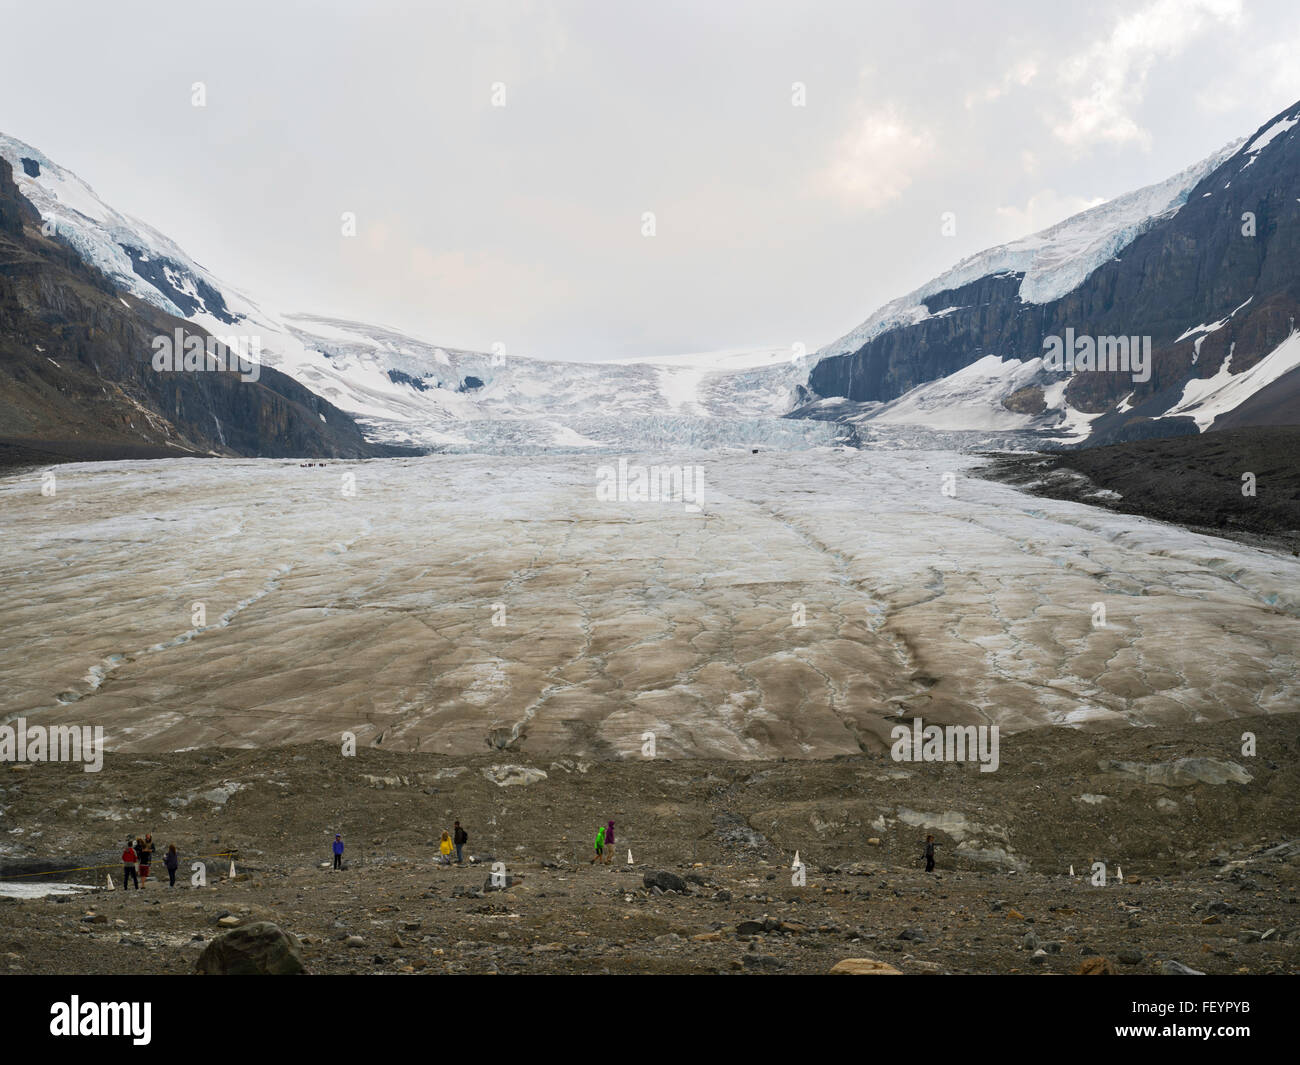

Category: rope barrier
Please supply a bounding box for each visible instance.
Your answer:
[0,851,237,882]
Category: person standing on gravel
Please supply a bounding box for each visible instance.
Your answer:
[438,831,453,865]
[592,823,606,864]
[164,844,179,887]
[924,834,937,873]
[139,834,155,885]
[453,821,467,864]
[332,834,344,870]
[121,839,139,890]
[133,837,149,887]
[604,820,615,865]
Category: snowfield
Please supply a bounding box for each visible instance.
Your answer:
[2,451,1294,761]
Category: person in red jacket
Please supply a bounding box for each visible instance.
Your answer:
[122,839,139,890]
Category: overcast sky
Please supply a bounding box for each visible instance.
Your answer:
[3,0,1299,361]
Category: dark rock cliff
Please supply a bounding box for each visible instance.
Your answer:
[809,101,1300,444]
[0,157,395,459]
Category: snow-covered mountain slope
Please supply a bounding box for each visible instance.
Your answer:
[0,133,830,453]
[1158,330,1300,431]
[817,139,1243,361]
[0,134,242,325]
[0,150,379,460]
[809,99,1300,446]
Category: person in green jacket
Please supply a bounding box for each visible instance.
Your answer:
[592,824,606,864]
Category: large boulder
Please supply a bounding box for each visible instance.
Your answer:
[643,869,688,894]
[195,921,307,975]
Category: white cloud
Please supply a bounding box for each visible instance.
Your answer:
[1052,0,1243,149]
[965,59,1039,109]
[1194,26,1300,116]
[820,105,936,211]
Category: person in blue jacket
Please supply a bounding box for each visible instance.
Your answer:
[332,834,344,870]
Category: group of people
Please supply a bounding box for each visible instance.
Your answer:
[436,821,468,865]
[592,819,615,863]
[120,835,180,888]
[330,821,471,871]
[123,821,934,888]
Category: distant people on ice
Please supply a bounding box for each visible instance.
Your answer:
[453,821,467,864]
[332,834,344,870]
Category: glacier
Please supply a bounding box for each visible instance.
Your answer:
[2,450,1293,758]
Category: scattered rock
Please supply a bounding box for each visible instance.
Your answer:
[829,958,902,975]
[481,765,548,787]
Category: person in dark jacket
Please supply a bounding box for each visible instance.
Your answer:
[332,834,344,870]
[453,821,467,864]
[604,820,615,864]
[139,834,155,884]
[924,834,937,873]
[122,839,139,890]
[164,844,179,887]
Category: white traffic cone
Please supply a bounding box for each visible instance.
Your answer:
[1116,865,1124,883]
[627,849,633,865]
[106,873,114,890]
[792,850,800,868]
[1069,865,1074,877]
[229,861,236,880]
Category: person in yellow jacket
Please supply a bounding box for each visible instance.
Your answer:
[438,831,454,865]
